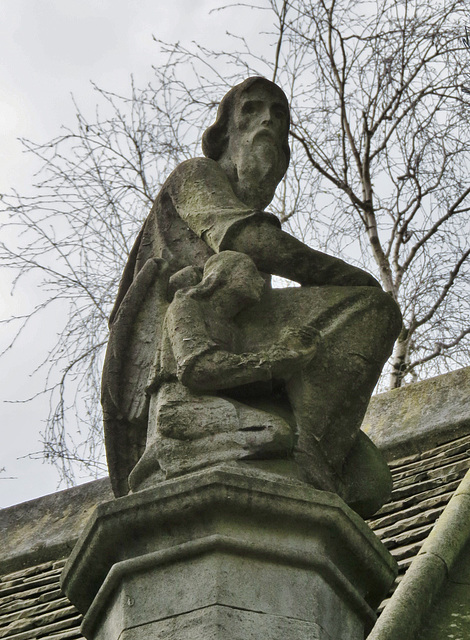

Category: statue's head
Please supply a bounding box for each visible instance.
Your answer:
[202,76,290,167]
[202,78,290,209]
[187,251,265,311]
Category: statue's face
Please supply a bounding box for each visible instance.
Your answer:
[219,81,290,209]
[232,84,289,148]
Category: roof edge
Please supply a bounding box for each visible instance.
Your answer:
[0,477,113,575]
[368,468,470,640]
[363,367,470,460]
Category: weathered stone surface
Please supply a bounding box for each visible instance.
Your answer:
[61,465,396,640]
[422,537,470,637]
[101,77,401,517]
[118,606,326,640]
[418,581,470,640]
[0,479,112,576]
[92,553,363,640]
[129,252,298,489]
[3,370,470,640]
[363,367,470,460]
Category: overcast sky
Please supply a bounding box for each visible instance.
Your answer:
[0,0,272,508]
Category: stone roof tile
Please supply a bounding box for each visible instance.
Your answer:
[368,429,470,613]
[0,562,82,640]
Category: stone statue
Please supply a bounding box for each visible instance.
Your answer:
[102,77,402,517]
[127,250,320,490]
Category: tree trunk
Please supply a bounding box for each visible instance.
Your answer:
[389,326,410,389]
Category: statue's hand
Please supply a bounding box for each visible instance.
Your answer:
[266,326,321,378]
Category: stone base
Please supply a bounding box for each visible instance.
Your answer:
[61,464,397,640]
[118,605,325,640]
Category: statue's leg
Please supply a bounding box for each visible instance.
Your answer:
[286,287,401,483]
[237,284,401,495]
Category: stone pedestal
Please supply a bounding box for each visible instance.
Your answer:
[61,464,396,640]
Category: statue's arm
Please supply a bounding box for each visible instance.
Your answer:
[225,222,381,288]
[180,349,273,392]
[163,294,272,391]
[181,329,321,392]
[166,297,321,392]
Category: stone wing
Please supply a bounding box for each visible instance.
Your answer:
[101,258,170,497]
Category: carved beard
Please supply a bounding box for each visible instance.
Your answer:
[231,134,286,210]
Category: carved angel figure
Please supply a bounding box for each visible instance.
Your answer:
[102,77,402,517]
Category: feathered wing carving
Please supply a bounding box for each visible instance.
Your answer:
[101,258,170,497]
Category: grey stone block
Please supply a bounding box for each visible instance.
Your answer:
[363,366,470,460]
[62,465,396,640]
[119,605,327,640]
[0,477,113,575]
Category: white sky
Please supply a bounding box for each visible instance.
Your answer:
[0,0,271,507]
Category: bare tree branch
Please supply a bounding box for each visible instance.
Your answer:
[2,0,470,479]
